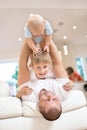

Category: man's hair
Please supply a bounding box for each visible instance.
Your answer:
[40,105,62,121]
[28,14,44,29]
[30,51,52,66]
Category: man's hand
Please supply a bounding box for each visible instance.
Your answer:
[17,86,33,99]
[63,81,73,91]
[21,86,33,95]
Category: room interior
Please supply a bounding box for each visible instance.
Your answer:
[0,1,87,130]
[0,0,87,81]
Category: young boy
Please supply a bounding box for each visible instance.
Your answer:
[17,52,72,121]
[24,13,53,55]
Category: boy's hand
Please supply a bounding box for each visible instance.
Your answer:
[63,81,73,91]
[44,45,49,53]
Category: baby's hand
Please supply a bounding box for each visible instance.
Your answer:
[44,45,49,53]
[63,81,73,91]
[33,47,41,56]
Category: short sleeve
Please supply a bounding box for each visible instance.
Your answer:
[24,25,32,38]
[45,21,53,35]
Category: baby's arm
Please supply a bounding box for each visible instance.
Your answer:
[26,38,41,55]
[44,35,52,52]
[24,24,41,55]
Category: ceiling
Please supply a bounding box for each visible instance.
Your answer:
[0,0,87,53]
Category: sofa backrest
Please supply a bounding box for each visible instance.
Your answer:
[0,81,11,96]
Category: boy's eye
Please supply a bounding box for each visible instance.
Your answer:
[43,66,48,69]
[36,67,40,69]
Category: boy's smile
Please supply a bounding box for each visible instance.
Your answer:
[32,62,50,79]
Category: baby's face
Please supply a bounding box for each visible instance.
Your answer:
[32,62,50,79]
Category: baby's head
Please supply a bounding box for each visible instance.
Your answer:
[27,14,45,36]
[30,51,52,79]
[38,89,62,121]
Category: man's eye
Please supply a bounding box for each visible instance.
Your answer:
[53,98,57,101]
[45,99,50,102]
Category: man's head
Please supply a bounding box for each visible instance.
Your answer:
[30,51,52,79]
[28,14,45,36]
[38,89,62,121]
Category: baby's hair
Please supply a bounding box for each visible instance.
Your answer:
[28,14,44,29]
[30,51,52,66]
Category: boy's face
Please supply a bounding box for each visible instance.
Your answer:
[32,62,50,79]
[38,89,60,113]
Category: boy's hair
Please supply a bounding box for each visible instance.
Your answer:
[66,66,74,75]
[40,105,62,121]
[30,51,52,66]
[28,14,44,29]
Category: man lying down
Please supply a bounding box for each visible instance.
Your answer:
[16,51,73,121]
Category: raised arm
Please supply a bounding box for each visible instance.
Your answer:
[18,42,31,86]
[49,40,68,78]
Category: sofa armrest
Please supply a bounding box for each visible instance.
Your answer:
[0,97,22,119]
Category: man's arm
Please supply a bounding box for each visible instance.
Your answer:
[49,40,68,78]
[18,42,31,86]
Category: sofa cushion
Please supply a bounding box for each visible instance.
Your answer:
[62,90,86,112]
[0,97,22,119]
[0,81,11,96]
[22,90,86,117]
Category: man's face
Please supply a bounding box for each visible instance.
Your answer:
[38,89,60,113]
[32,62,50,79]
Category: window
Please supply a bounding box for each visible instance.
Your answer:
[0,62,18,82]
[76,57,85,80]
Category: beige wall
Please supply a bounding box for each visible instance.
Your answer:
[0,43,87,80]
[56,43,87,80]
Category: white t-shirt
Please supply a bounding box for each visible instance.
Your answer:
[18,78,70,103]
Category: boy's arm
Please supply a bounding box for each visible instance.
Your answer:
[49,40,68,78]
[18,42,31,86]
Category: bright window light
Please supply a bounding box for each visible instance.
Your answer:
[0,62,18,82]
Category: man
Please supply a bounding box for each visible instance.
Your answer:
[16,51,72,121]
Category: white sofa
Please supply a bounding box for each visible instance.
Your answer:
[0,81,87,130]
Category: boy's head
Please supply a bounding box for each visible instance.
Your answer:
[30,51,52,79]
[28,14,45,36]
[38,89,62,121]
[66,67,74,76]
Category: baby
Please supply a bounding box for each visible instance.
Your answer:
[24,14,53,55]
